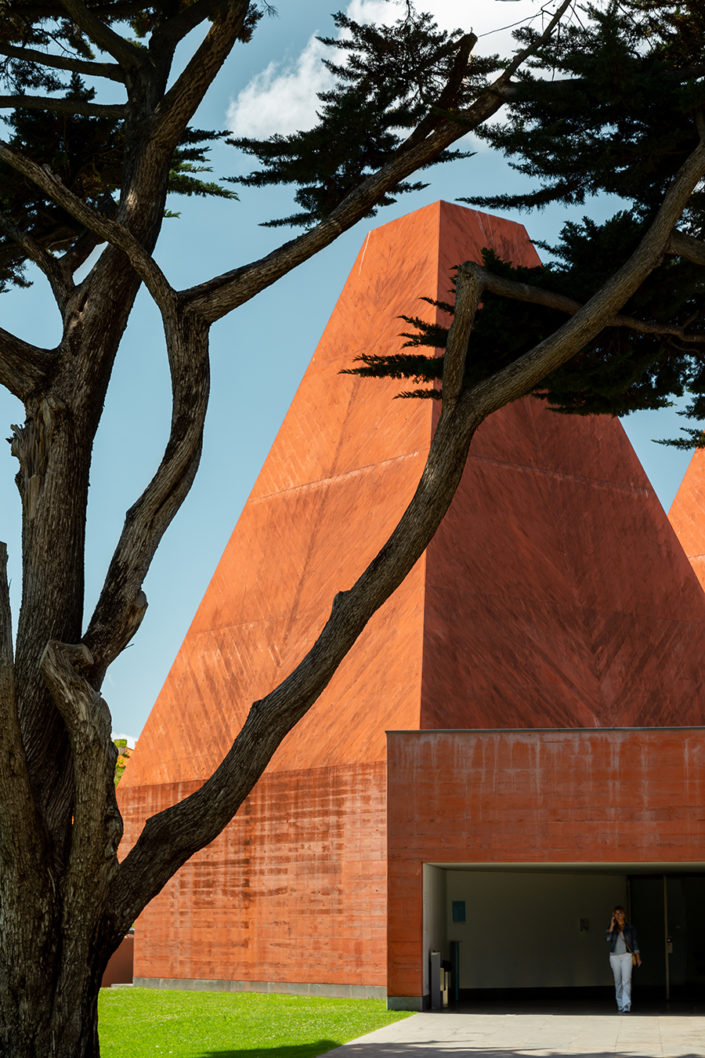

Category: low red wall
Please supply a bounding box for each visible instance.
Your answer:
[387,728,705,1000]
[120,761,387,991]
[102,934,133,987]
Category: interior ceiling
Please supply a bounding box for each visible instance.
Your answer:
[432,863,705,874]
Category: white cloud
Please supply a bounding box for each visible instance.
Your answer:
[226,0,566,139]
[350,0,564,53]
[226,34,332,138]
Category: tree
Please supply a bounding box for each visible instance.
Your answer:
[0,2,704,1056]
[348,0,705,432]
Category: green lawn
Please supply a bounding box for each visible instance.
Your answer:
[98,988,411,1058]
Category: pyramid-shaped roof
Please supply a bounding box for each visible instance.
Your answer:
[123,202,705,794]
[670,449,705,590]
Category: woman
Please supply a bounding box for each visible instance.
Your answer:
[606,905,641,1012]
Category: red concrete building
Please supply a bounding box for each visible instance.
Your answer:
[118,202,705,1009]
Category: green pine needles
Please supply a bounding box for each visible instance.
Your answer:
[346,0,705,445]
[227,8,497,228]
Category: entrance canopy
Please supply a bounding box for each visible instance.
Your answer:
[386,728,705,1009]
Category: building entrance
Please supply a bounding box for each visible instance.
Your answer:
[422,864,705,1007]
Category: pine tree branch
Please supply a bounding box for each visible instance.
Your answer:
[150,0,234,52]
[0,42,124,83]
[0,140,175,314]
[0,327,55,401]
[0,216,71,307]
[84,310,210,677]
[442,266,481,408]
[399,32,477,151]
[473,264,705,344]
[57,0,146,71]
[668,229,705,267]
[152,2,250,153]
[0,95,126,118]
[182,0,575,324]
[466,138,705,416]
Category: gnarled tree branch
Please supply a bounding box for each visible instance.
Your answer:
[0,42,124,81]
[0,95,126,118]
[84,309,209,677]
[58,0,146,71]
[152,2,250,152]
[38,640,122,1003]
[669,228,705,267]
[0,216,71,307]
[442,264,482,408]
[474,263,705,344]
[0,328,55,401]
[0,140,176,314]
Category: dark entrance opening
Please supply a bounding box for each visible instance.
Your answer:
[630,872,705,1002]
[426,865,705,1012]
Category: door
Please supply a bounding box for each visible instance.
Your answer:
[629,873,705,999]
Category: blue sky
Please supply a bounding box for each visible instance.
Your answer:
[0,0,694,740]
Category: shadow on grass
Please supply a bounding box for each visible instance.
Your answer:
[195,1041,341,1058]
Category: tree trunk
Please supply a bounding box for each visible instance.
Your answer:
[0,919,112,1058]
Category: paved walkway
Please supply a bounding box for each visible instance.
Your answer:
[324,1012,705,1058]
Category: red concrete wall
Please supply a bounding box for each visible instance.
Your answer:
[101,934,133,988]
[422,392,705,729]
[122,763,386,989]
[387,728,705,999]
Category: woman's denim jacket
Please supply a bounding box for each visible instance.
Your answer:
[605,925,639,953]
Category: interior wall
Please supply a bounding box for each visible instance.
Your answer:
[422,865,447,994]
[444,870,627,989]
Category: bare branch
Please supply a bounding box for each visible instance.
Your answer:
[152,3,249,152]
[668,229,705,267]
[84,311,209,676]
[150,0,234,51]
[0,141,175,315]
[476,264,705,344]
[0,327,55,401]
[182,0,575,324]
[0,216,71,307]
[58,0,146,71]
[110,322,483,929]
[0,95,125,118]
[0,42,124,82]
[181,104,505,322]
[442,265,483,408]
